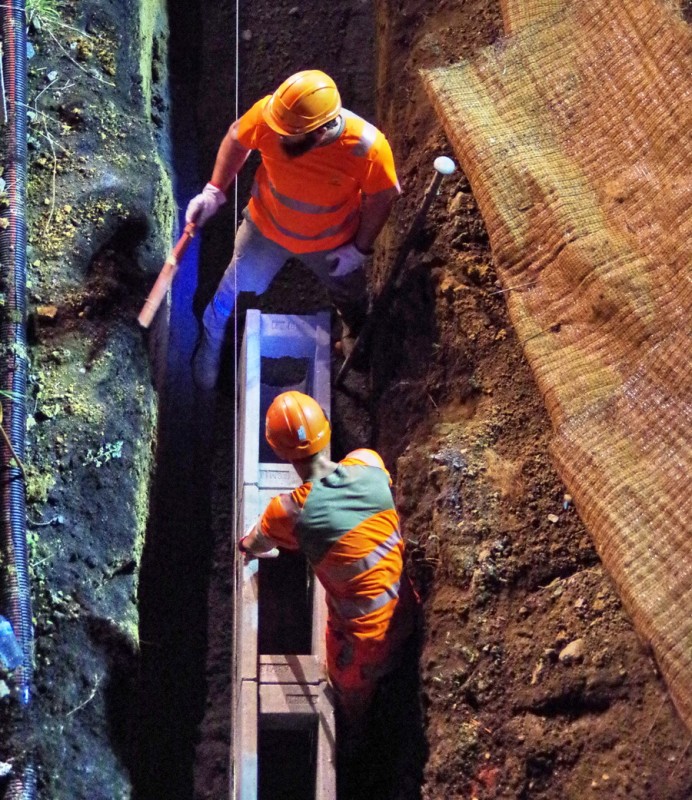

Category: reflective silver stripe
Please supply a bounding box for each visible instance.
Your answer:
[252,179,358,242]
[278,492,301,521]
[329,581,401,619]
[351,121,377,157]
[340,108,378,158]
[327,530,402,582]
[267,178,348,215]
[264,205,359,242]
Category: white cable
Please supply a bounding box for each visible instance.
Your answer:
[232,0,240,543]
[230,1,241,792]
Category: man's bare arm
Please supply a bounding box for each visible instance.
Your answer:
[354,186,401,253]
[210,121,252,193]
[239,524,279,557]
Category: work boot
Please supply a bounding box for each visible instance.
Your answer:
[191,329,223,391]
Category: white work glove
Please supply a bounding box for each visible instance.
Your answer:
[326,242,370,279]
[185,183,227,227]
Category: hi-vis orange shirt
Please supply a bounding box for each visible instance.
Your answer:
[259,449,405,639]
[236,98,400,254]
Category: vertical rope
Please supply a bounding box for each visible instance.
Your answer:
[232,0,240,534]
[230,1,241,793]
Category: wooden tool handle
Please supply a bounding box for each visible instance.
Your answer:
[137,223,196,328]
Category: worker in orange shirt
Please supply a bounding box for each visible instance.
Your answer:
[185,70,401,390]
[238,391,419,730]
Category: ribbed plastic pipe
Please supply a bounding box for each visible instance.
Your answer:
[1,1,36,798]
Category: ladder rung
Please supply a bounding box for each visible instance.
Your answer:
[259,654,324,685]
[260,682,325,719]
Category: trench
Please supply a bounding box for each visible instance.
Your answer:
[136,0,213,796]
[136,1,425,799]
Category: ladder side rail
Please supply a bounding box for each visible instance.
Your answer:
[310,312,332,663]
[233,310,262,800]
[233,311,337,800]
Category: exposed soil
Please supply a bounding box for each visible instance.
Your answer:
[374,3,692,800]
[0,1,690,799]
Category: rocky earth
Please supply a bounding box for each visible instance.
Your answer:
[0,0,689,799]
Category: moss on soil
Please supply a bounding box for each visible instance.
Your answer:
[0,0,172,796]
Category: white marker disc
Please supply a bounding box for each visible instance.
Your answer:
[433,156,456,175]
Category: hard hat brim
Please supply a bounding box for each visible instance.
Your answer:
[262,97,339,137]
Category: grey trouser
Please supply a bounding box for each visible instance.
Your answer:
[202,214,367,342]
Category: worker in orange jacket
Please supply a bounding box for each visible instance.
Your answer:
[185,70,401,390]
[239,391,419,726]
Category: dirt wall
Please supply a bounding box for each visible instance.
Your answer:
[374,0,692,798]
[0,0,173,796]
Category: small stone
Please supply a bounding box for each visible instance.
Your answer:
[0,681,9,699]
[288,6,300,15]
[555,629,570,645]
[530,659,544,685]
[46,70,58,82]
[574,597,587,610]
[448,192,464,214]
[36,305,58,321]
[559,638,585,664]
[547,513,559,523]
[241,29,253,41]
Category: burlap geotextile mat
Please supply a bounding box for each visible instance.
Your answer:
[423,0,692,728]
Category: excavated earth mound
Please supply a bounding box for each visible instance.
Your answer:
[423,0,692,733]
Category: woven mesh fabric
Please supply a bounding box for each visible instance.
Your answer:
[500,0,567,36]
[423,0,692,729]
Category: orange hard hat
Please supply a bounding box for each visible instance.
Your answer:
[263,70,341,136]
[265,391,331,461]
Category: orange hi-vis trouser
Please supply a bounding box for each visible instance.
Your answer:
[326,573,420,721]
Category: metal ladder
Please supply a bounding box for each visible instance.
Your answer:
[232,310,336,800]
